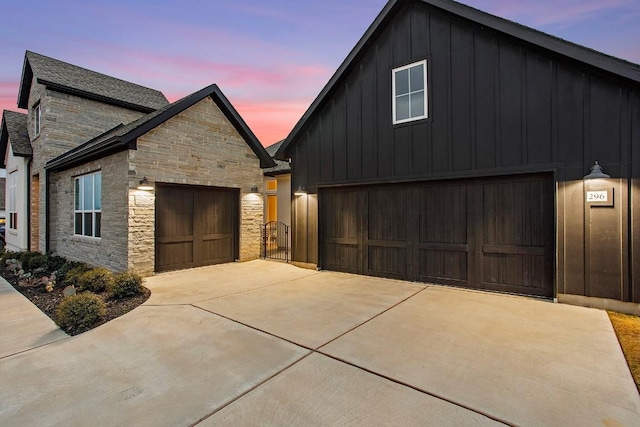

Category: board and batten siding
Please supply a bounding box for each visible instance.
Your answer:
[289,1,640,305]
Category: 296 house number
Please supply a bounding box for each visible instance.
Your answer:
[586,191,608,202]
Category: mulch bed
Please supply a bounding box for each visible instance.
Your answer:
[2,268,150,336]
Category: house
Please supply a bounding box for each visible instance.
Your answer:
[261,140,292,260]
[263,140,292,226]
[276,0,640,312]
[1,51,275,275]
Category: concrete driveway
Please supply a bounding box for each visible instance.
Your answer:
[1,260,639,426]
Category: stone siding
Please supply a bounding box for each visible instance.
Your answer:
[129,96,265,270]
[27,77,146,251]
[127,189,155,275]
[48,151,129,272]
[241,194,263,261]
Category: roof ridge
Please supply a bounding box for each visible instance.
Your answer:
[25,51,166,96]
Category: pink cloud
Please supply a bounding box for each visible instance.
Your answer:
[0,81,20,113]
[233,100,314,145]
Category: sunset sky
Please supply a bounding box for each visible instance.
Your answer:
[1,0,639,146]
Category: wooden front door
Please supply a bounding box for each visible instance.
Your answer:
[155,185,238,273]
[320,174,554,297]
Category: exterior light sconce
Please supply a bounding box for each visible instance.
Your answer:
[137,177,154,191]
[584,161,614,207]
[250,185,259,193]
[583,161,610,180]
[294,186,307,196]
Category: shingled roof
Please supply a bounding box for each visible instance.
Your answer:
[0,110,32,168]
[46,84,276,171]
[18,51,168,113]
[264,140,290,176]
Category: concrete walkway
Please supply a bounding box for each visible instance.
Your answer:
[0,260,638,426]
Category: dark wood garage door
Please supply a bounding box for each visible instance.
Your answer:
[155,184,239,272]
[320,174,554,297]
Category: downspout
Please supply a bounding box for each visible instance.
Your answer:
[26,160,31,251]
[628,109,634,303]
[45,168,50,253]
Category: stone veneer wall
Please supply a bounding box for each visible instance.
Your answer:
[48,151,129,272]
[128,96,265,274]
[27,77,147,251]
[127,189,155,275]
[241,193,263,261]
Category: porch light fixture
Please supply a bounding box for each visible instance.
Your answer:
[250,185,259,193]
[584,161,610,180]
[294,186,307,196]
[137,177,154,191]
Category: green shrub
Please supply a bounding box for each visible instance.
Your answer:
[17,251,47,271]
[45,252,67,272]
[78,267,114,293]
[0,250,20,265]
[109,271,143,299]
[56,292,106,332]
[62,264,91,287]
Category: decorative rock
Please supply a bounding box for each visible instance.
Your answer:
[63,285,76,297]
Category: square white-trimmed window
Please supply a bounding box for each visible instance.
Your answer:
[74,171,101,238]
[8,170,17,230]
[34,103,41,136]
[392,59,428,124]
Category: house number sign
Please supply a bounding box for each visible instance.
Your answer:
[586,191,608,202]
[586,188,614,207]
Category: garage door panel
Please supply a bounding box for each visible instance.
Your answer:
[156,189,194,237]
[419,185,468,244]
[325,190,360,240]
[482,253,549,296]
[202,237,234,265]
[325,242,359,273]
[482,180,547,247]
[322,190,361,272]
[367,189,408,241]
[418,248,468,285]
[156,242,193,271]
[320,174,553,297]
[156,185,238,273]
[198,190,236,235]
[367,246,408,278]
[417,184,470,284]
[365,188,410,278]
[481,178,553,297]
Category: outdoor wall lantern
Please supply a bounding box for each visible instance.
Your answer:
[294,185,307,196]
[250,185,260,193]
[584,161,614,207]
[583,161,610,180]
[137,177,154,191]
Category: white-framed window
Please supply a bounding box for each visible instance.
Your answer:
[74,171,101,238]
[392,60,428,124]
[8,171,17,230]
[34,103,41,136]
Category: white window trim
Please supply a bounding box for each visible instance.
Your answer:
[8,170,17,230]
[392,59,428,125]
[34,103,41,136]
[74,171,101,238]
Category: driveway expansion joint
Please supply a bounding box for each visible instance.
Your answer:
[189,286,510,426]
[189,352,315,426]
[0,336,70,360]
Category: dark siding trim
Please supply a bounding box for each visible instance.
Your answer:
[37,80,157,113]
[45,85,276,172]
[313,163,562,190]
